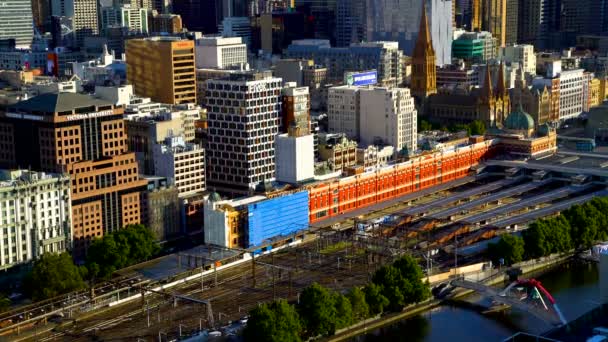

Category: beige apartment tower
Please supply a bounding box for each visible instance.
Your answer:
[126,37,197,105]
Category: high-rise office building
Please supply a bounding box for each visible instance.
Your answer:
[364,0,453,66]
[126,37,197,105]
[0,0,35,48]
[100,5,149,33]
[220,17,253,47]
[172,0,219,34]
[153,136,206,197]
[517,0,561,49]
[500,44,536,76]
[294,0,337,43]
[51,0,99,47]
[0,93,148,255]
[205,71,282,195]
[505,0,518,45]
[32,0,51,32]
[411,5,437,100]
[0,170,72,271]
[481,0,506,47]
[359,87,417,155]
[281,83,310,133]
[336,0,365,47]
[471,0,481,31]
[285,40,403,86]
[328,85,361,139]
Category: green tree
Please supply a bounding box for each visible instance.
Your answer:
[469,120,486,135]
[487,234,525,266]
[26,253,87,300]
[372,265,407,311]
[563,204,599,249]
[86,224,159,280]
[297,283,337,337]
[392,255,431,304]
[346,287,369,321]
[244,300,302,342]
[363,283,389,316]
[0,294,10,312]
[418,119,433,132]
[371,256,430,311]
[333,293,353,330]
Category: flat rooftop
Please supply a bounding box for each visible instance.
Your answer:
[488,151,608,178]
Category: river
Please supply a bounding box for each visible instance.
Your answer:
[352,261,600,341]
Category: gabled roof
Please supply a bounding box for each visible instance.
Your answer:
[10,93,112,113]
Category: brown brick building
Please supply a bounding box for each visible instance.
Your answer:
[0,93,148,256]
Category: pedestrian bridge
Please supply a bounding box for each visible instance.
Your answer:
[450,278,567,327]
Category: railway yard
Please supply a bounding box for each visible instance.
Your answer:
[3,154,608,341]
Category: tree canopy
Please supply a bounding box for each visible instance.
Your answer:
[487,234,525,266]
[244,300,302,342]
[297,283,338,337]
[86,224,160,280]
[26,252,87,300]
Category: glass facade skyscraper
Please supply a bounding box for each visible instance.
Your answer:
[0,0,34,48]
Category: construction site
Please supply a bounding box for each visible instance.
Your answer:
[2,151,608,341]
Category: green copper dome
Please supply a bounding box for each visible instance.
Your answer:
[208,192,222,202]
[505,104,535,131]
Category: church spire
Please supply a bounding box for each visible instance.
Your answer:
[481,65,493,101]
[411,3,437,101]
[495,62,507,97]
[418,3,432,49]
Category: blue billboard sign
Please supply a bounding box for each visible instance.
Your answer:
[346,71,378,86]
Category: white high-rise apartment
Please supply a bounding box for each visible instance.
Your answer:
[500,44,536,76]
[328,85,361,140]
[195,36,248,70]
[0,170,72,271]
[359,87,417,155]
[52,0,99,47]
[558,69,585,120]
[205,72,282,194]
[0,0,34,48]
[153,136,205,197]
[365,0,453,66]
[100,5,149,34]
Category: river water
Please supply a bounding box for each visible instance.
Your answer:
[353,261,600,342]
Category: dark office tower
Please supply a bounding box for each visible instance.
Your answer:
[336,0,365,47]
[173,0,219,34]
[218,0,248,18]
[505,0,518,45]
[31,0,51,32]
[560,0,607,44]
[517,0,560,49]
[294,0,337,44]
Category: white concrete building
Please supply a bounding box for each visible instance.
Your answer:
[275,131,315,184]
[205,72,282,194]
[558,69,585,120]
[100,5,148,33]
[153,136,205,198]
[359,87,417,155]
[500,45,536,76]
[533,68,585,121]
[328,85,361,140]
[0,170,72,271]
[195,36,248,70]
